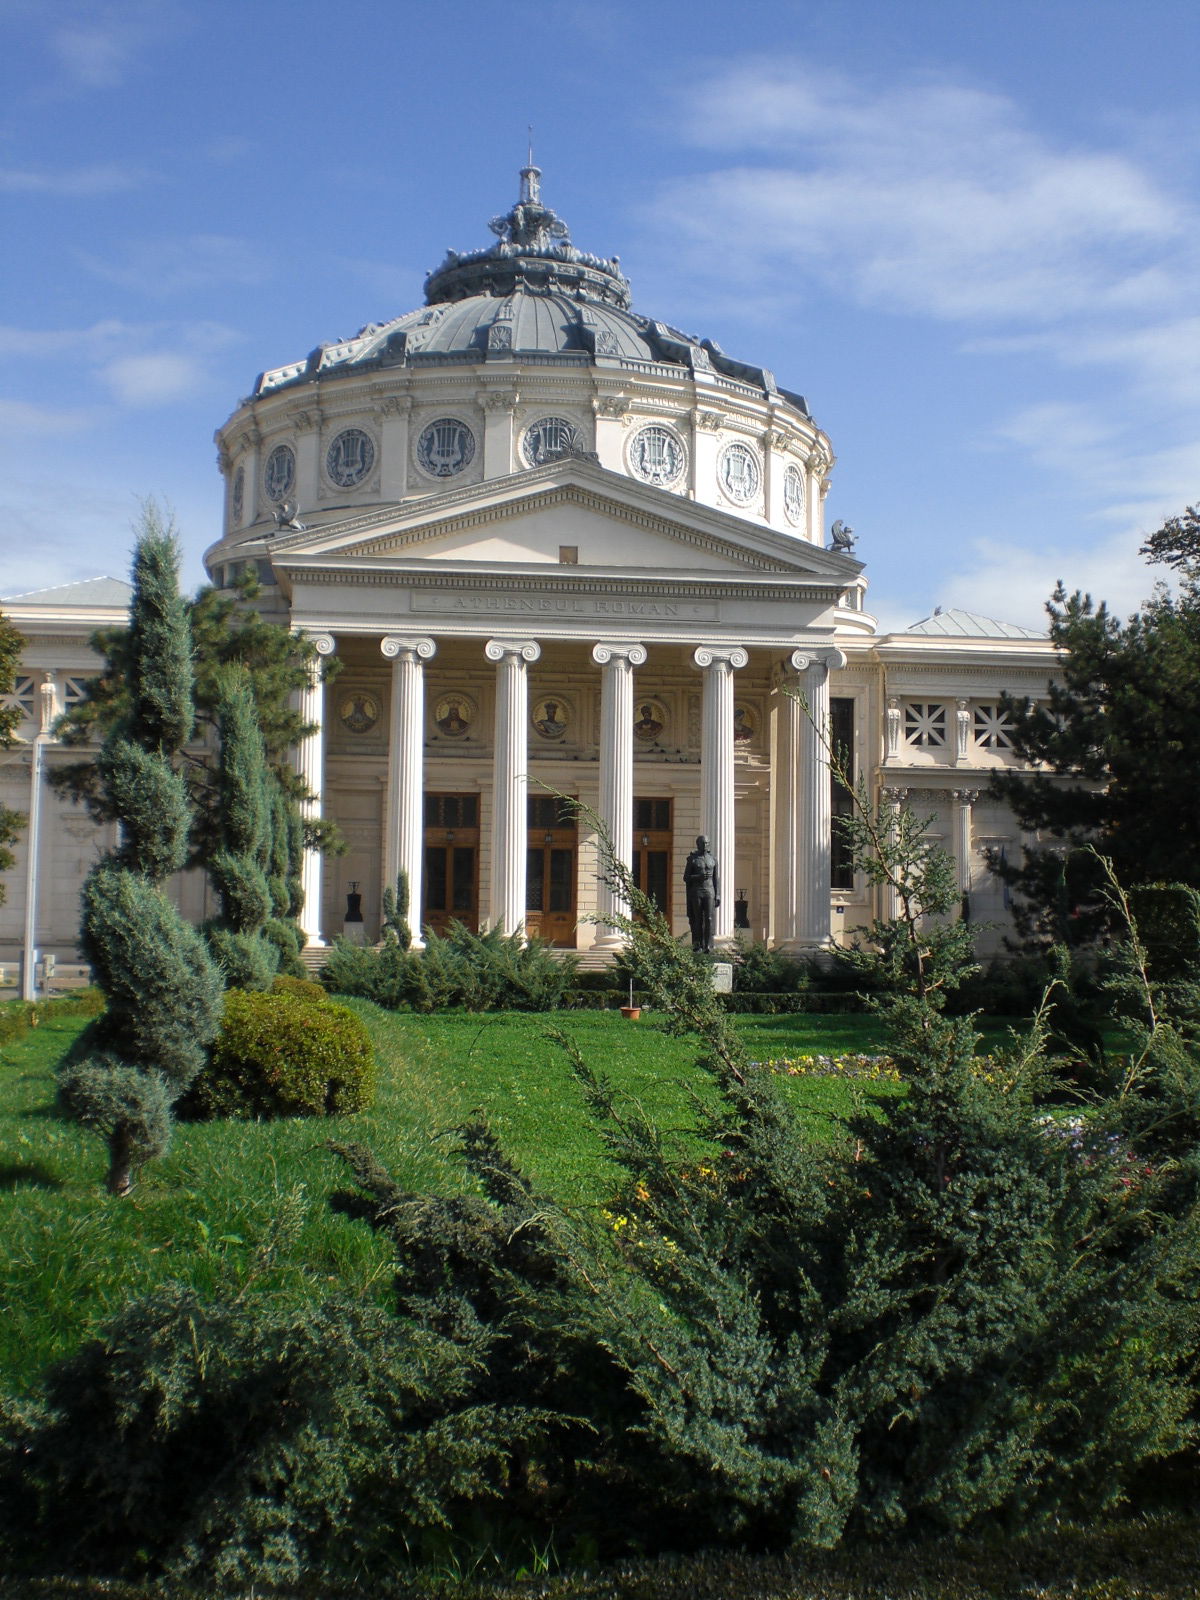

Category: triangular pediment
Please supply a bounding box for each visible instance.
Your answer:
[269,457,860,585]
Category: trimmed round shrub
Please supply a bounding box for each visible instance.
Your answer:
[271,973,328,1003]
[192,989,375,1119]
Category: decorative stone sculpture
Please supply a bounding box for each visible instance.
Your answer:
[684,834,720,953]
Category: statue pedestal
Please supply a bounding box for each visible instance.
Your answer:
[709,962,733,995]
[342,923,366,946]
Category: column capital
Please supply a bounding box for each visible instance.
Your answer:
[381,635,436,663]
[693,643,749,671]
[952,787,982,805]
[782,646,847,678]
[485,638,541,664]
[592,641,647,668]
[293,628,336,657]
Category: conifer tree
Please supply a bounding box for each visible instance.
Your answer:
[0,606,26,902]
[59,508,223,1195]
[204,666,280,989]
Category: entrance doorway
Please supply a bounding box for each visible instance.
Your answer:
[632,797,673,918]
[423,793,479,936]
[526,794,577,946]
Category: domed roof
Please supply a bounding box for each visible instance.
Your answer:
[251,167,809,417]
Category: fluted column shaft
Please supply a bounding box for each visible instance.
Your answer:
[486,638,540,936]
[772,663,805,947]
[693,644,748,946]
[795,649,847,946]
[295,631,335,947]
[592,641,647,945]
[953,788,980,911]
[880,787,906,922]
[382,635,436,948]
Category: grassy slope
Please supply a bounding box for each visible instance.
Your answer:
[0,1003,914,1393]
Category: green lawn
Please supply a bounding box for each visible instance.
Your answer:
[0,1000,1027,1395]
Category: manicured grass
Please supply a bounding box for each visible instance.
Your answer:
[0,999,1034,1395]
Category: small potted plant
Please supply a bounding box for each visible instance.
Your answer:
[620,977,640,1021]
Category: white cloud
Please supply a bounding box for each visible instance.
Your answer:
[936,527,1167,632]
[103,351,201,405]
[78,234,272,296]
[655,64,1192,325]
[0,318,242,413]
[43,0,184,90]
[0,162,146,195]
[0,397,96,432]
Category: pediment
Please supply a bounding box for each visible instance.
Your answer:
[270,458,860,584]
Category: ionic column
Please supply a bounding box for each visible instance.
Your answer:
[485,638,540,936]
[953,788,980,916]
[692,644,749,946]
[591,641,647,945]
[785,647,848,949]
[381,635,436,948]
[294,631,335,948]
[879,786,907,922]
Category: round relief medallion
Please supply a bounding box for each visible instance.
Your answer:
[718,441,761,506]
[522,415,580,466]
[417,417,476,478]
[783,463,806,526]
[264,443,295,503]
[531,695,571,741]
[628,423,685,487]
[338,689,380,735]
[326,427,376,488]
[231,465,244,524]
[633,698,669,742]
[433,692,475,738]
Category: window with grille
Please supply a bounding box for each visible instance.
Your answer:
[904,702,946,747]
[634,797,671,832]
[0,675,35,719]
[973,703,1013,749]
[424,793,479,828]
[527,795,576,829]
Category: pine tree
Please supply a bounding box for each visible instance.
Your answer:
[991,510,1200,941]
[59,507,223,1195]
[0,606,26,903]
[380,867,412,949]
[204,666,280,989]
[48,565,342,900]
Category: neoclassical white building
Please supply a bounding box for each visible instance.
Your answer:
[1,167,1055,981]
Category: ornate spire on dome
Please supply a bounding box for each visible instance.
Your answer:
[487,160,571,252]
[423,163,632,311]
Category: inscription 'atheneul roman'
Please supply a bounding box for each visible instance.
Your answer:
[417,590,717,621]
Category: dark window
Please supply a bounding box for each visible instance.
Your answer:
[528,794,576,829]
[425,793,479,827]
[831,697,855,890]
[633,797,672,832]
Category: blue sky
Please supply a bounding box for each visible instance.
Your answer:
[2,0,1197,631]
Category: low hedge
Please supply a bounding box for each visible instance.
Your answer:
[0,987,105,1048]
[190,988,376,1119]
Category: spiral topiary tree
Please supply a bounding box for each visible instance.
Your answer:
[59,507,223,1195]
[204,666,280,990]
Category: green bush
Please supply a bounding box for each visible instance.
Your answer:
[322,920,576,1012]
[729,937,812,994]
[271,972,328,1003]
[190,988,375,1119]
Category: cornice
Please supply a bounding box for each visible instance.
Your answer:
[280,562,842,605]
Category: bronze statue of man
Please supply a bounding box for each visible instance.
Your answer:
[683,834,720,952]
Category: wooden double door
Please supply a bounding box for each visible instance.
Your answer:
[632,797,672,918]
[526,795,577,946]
[423,792,672,945]
[423,792,480,937]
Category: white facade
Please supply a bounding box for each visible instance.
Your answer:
[0,170,1056,974]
